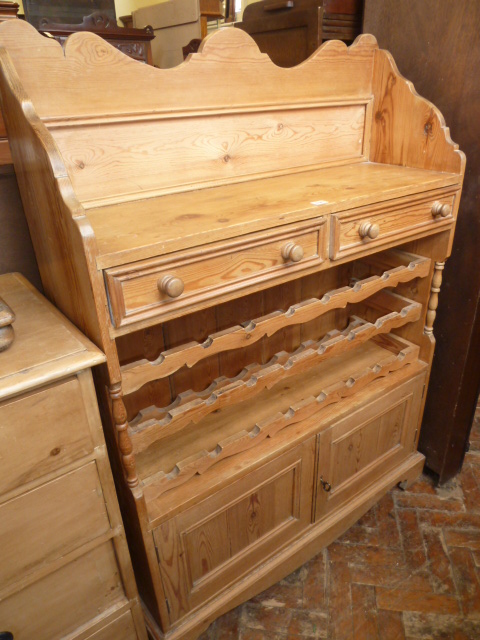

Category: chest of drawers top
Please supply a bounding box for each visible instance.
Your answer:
[0,273,105,400]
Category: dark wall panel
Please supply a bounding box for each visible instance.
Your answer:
[364,0,480,482]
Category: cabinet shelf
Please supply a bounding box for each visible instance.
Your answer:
[136,333,421,499]
[120,249,430,396]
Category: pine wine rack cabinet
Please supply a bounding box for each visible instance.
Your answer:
[0,21,465,640]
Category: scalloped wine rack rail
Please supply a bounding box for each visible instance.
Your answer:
[138,334,420,496]
[129,288,422,456]
[121,249,430,395]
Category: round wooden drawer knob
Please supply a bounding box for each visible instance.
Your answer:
[281,242,304,262]
[158,275,184,298]
[358,221,380,240]
[431,201,452,217]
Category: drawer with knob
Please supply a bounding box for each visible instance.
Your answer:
[330,190,458,260]
[105,218,326,329]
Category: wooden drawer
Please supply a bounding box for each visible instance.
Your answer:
[330,190,458,260]
[154,438,315,626]
[0,541,127,640]
[82,610,138,640]
[0,377,95,496]
[0,462,110,590]
[105,219,326,328]
[315,372,426,521]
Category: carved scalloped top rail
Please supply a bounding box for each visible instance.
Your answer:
[0,19,463,213]
[0,21,377,118]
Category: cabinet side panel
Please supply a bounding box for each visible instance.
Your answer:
[0,49,116,370]
[370,48,464,175]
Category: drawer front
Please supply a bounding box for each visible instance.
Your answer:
[0,541,127,640]
[106,219,326,328]
[0,462,110,590]
[82,610,138,640]
[330,190,457,260]
[154,438,315,626]
[0,377,95,496]
[315,373,426,521]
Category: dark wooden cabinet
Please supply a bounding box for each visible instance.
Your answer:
[235,0,363,67]
[36,12,155,65]
[23,0,116,27]
[364,0,480,483]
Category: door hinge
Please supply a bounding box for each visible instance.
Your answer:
[413,428,418,450]
[165,598,171,614]
[422,383,426,399]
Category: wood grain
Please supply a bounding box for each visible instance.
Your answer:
[315,372,425,519]
[90,163,460,268]
[331,187,459,260]
[0,275,105,399]
[370,46,465,174]
[0,51,119,381]
[54,104,367,206]
[83,610,139,640]
[0,274,147,640]
[364,0,480,486]
[0,22,377,117]
[0,542,127,640]
[0,378,94,495]
[154,440,314,624]
[0,462,110,590]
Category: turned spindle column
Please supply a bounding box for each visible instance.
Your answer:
[424,261,445,336]
[110,383,139,487]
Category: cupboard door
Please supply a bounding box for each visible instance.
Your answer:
[315,373,425,521]
[153,438,315,626]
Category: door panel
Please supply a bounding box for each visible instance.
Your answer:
[315,373,426,520]
[154,438,315,625]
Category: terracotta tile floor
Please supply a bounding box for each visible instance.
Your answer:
[199,403,480,639]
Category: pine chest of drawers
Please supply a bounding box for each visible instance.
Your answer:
[0,274,147,640]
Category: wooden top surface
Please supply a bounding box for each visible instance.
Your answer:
[89,162,461,268]
[0,274,105,399]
